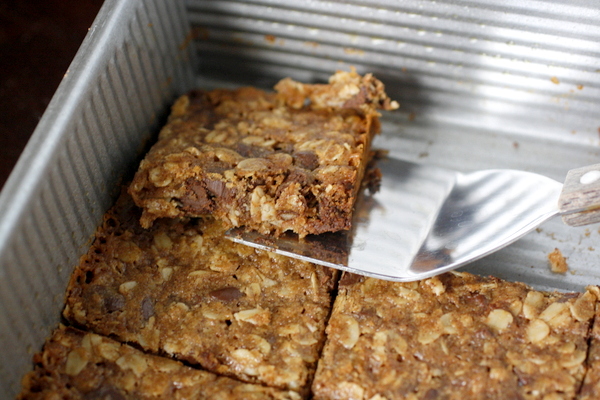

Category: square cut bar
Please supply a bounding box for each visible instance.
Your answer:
[63,193,337,393]
[128,70,398,237]
[17,325,301,400]
[312,271,598,400]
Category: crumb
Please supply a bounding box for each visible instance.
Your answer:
[550,76,560,84]
[548,248,568,274]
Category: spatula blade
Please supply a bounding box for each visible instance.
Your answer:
[226,158,563,281]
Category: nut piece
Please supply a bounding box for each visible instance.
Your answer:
[485,309,513,333]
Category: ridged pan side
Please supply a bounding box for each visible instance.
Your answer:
[0,0,195,396]
[187,0,600,144]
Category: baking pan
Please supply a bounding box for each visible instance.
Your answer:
[2,0,600,396]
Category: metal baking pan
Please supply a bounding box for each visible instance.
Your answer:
[2,0,600,396]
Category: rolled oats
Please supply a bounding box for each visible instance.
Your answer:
[128,70,398,237]
[18,326,301,399]
[312,272,597,400]
[63,193,337,394]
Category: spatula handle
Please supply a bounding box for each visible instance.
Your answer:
[559,164,600,226]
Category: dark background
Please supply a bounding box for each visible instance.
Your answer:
[0,0,104,188]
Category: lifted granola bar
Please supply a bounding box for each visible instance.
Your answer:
[312,271,597,400]
[63,193,337,393]
[128,70,397,237]
[18,325,301,400]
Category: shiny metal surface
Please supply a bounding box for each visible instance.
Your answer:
[228,158,564,281]
[2,0,600,396]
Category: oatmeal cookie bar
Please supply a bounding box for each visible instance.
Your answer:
[312,271,597,400]
[128,70,398,237]
[63,193,337,393]
[18,325,301,399]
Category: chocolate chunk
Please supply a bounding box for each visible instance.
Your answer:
[205,178,226,197]
[235,142,269,158]
[204,178,236,200]
[423,389,439,400]
[464,293,489,310]
[339,272,362,287]
[293,151,319,170]
[92,286,125,313]
[141,297,155,320]
[209,287,244,301]
[180,178,214,213]
[286,168,314,187]
[84,385,126,400]
[104,292,126,313]
[342,86,369,109]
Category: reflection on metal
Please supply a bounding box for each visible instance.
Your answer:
[228,157,563,282]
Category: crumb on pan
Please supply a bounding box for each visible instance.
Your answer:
[548,248,568,274]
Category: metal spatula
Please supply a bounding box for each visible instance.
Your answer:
[226,158,600,282]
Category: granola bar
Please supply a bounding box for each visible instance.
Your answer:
[312,271,597,400]
[63,193,337,393]
[128,70,398,237]
[18,325,301,400]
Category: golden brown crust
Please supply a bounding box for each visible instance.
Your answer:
[17,325,302,400]
[312,272,597,400]
[62,193,337,393]
[128,70,398,237]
